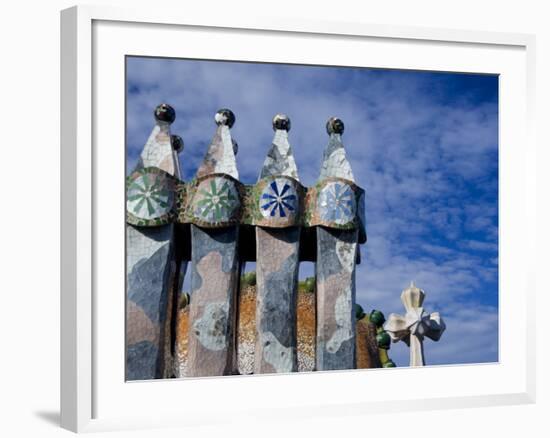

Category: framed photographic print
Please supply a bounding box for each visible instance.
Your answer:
[61,5,536,433]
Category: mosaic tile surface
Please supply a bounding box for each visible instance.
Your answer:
[136,113,176,175]
[259,178,298,218]
[254,115,301,374]
[315,117,360,371]
[192,176,240,224]
[186,225,239,376]
[186,109,240,377]
[255,227,300,373]
[195,113,239,179]
[126,225,175,380]
[126,104,180,381]
[317,181,356,225]
[315,227,358,370]
[128,176,365,239]
[126,167,176,225]
[258,119,299,181]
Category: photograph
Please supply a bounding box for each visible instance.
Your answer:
[125,56,499,381]
[1,0,543,435]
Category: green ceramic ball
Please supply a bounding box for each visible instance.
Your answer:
[370,309,386,327]
[376,331,391,349]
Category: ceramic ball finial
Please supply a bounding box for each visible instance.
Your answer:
[214,108,236,128]
[154,103,176,124]
[171,135,184,153]
[272,113,291,132]
[326,117,344,135]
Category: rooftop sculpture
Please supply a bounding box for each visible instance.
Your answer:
[384,282,446,366]
[126,103,443,379]
[126,103,180,380]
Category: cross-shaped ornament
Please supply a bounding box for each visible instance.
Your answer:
[383,282,445,367]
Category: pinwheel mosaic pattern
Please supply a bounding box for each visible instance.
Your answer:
[127,170,174,220]
[260,179,298,218]
[193,177,240,223]
[318,182,356,225]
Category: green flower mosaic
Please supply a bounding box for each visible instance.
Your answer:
[193,177,240,223]
[127,170,174,221]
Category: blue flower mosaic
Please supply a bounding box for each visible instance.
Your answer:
[260,179,298,218]
[318,182,356,225]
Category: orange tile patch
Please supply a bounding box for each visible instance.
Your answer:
[356,317,382,368]
[237,285,256,374]
[297,291,316,371]
[175,307,189,377]
[175,286,382,376]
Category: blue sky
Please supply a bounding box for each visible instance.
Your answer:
[126,56,499,367]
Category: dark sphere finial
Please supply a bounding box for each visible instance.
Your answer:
[272,114,291,132]
[326,117,345,135]
[376,332,391,350]
[215,108,235,128]
[369,309,386,327]
[154,103,176,124]
[171,135,184,153]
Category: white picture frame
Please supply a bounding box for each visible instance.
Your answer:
[60,4,536,433]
